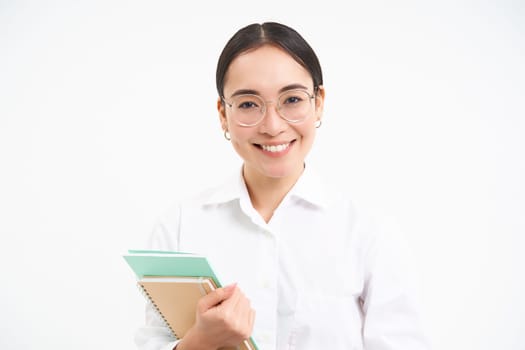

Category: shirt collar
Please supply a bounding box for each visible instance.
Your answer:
[200,166,246,206]
[287,164,329,209]
[201,164,329,209]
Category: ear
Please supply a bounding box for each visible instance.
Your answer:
[217,97,228,131]
[314,86,325,123]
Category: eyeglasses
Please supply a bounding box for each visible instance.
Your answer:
[222,89,316,127]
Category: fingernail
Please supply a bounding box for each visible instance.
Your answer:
[224,283,237,292]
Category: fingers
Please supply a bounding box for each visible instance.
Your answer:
[235,295,255,339]
[217,283,242,312]
[193,283,255,347]
[197,283,237,313]
[217,286,254,339]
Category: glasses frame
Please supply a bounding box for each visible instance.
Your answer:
[222,88,317,127]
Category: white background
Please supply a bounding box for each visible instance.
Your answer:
[1,1,524,349]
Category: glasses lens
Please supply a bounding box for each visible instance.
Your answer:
[230,94,264,126]
[278,90,313,122]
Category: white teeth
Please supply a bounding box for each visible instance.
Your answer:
[261,143,290,153]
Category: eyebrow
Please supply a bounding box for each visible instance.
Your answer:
[229,83,310,98]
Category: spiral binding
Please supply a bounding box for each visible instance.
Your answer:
[137,283,179,339]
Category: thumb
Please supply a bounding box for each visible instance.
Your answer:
[197,283,237,313]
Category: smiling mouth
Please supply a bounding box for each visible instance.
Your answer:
[255,140,295,153]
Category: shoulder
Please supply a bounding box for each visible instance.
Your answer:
[321,177,417,289]
[305,167,370,228]
[147,170,241,250]
[160,174,236,219]
[312,168,404,255]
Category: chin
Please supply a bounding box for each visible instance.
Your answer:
[264,170,288,179]
[261,163,300,179]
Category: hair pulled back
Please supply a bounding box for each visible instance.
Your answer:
[216,22,323,98]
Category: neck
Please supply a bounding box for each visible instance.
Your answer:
[243,164,304,223]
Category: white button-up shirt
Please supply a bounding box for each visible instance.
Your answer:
[135,167,431,350]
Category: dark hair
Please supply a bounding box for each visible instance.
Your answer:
[216,22,323,98]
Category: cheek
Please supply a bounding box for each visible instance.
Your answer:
[229,126,251,141]
[297,125,318,152]
[297,123,317,140]
[229,127,255,153]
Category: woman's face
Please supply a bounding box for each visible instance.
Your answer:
[218,45,324,181]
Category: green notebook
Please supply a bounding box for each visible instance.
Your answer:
[124,250,258,350]
[124,249,221,286]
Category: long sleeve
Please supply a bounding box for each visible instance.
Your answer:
[361,221,432,350]
[134,205,182,350]
[134,303,180,350]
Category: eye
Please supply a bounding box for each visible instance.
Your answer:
[234,95,262,110]
[280,90,309,106]
[238,101,259,109]
[283,96,303,104]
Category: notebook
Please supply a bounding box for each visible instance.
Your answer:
[124,250,258,350]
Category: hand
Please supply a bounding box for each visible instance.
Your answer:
[177,283,256,350]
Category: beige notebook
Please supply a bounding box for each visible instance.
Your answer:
[139,277,256,350]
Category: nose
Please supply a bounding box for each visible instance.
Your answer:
[259,102,287,136]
